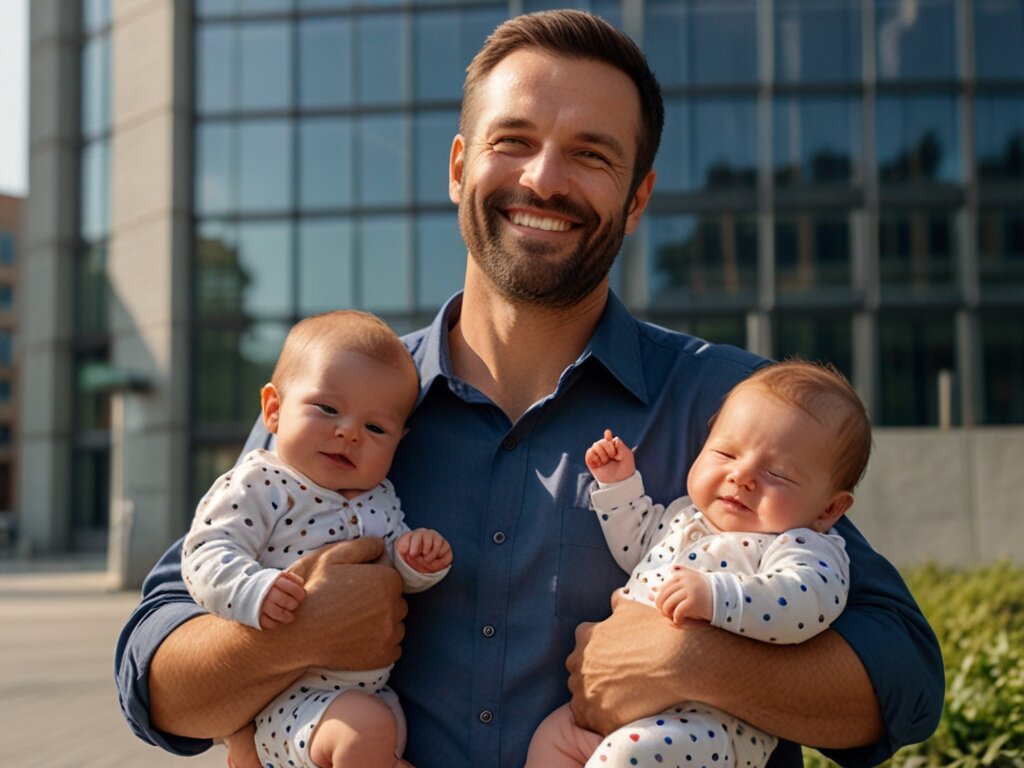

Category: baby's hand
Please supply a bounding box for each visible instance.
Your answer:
[396,529,453,574]
[584,429,636,485]
[259,570,305,630]
[654,565,712,625]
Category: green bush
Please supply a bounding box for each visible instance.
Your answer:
[804,561,1024,768]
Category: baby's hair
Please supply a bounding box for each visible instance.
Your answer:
[726,360,872,493]
[271,310,418,395]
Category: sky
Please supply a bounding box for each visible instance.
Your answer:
[0,0,29,197]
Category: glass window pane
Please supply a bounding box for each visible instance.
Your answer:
[877,94,960,183]
[299,219,355,313]
[72,448,109,536]
[199,0,294,18]
[878,210,958,300]
[75,353,111,431]
[415,111,458,203]
[83,0,112,32]
[975,0,1024,80]
[358,15,405,105]
[414,7,505,101]
[195,323,288,426]
[648,213,758,306]
[359,216,410,312]
[196,221,249,317]
[81,36,111,137]
[196,122,235,214]
[645,0,692,86]
[299,0,352,8]
[981,313,1024,424]
[976,94,1024,182]
[240,22,291,110]
[0,233,14,265]
[774,96,861,186]
[775,213,852,297]
[359,115,408,206]
[774,314,853,377]
[774,0,861,83]
[690,0,757,85]
[977,208,1024,299]
[80,139,110,243]
[197,24,235,114]
[878,314,954,426]
[239,119,292,212]
[299,18,354,108]
[693,98,758,190]
[76,245,109,333]
[416,213,465,308]
[300,118,354,209]
[876,0,957,81]
[655,99,691,192]
[234,221,294,317]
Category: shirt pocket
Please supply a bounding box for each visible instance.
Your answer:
[555,505,630,622]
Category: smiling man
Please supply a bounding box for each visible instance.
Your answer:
[116,10,942,768]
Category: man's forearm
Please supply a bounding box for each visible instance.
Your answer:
[568,600,884,747]
[150,614,304,738]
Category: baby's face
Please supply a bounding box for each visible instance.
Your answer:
[268,350,417,496]
[686,385,847,535]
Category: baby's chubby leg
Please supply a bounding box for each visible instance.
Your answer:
[525,703,604,768]
[308,690,407,768]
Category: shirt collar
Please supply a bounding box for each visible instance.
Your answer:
[412,290,648,406]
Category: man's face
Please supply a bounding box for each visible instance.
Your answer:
[450,50,655,309]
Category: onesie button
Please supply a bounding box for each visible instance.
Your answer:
[501,436,517,451]
[688,532,701,542]
[479,710,494,724]
[482,624,496,638]
[492,531,507,544]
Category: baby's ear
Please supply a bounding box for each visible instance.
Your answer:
[261,383,282,434]
[813,491,854,533]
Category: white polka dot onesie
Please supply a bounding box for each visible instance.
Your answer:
[183,449,448,768]
[585,472,849,768]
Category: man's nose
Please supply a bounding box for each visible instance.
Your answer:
[519,146,571,200]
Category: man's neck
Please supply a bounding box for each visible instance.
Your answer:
[449,269,608,422]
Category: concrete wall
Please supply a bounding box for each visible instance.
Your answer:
[852,427,1023,568]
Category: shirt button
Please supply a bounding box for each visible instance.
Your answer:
[479,710,494,724]
[492,531,506,544]
[482,624,496,638]
[501,436,517,451]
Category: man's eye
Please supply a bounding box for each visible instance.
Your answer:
[315,403,338,415]
[366,423,386,435]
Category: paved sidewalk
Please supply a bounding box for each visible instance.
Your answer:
[0,556,225,767]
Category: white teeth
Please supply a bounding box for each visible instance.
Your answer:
[510,211,571,232]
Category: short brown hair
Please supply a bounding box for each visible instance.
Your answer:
[726,360,872,493]
[271,310,417,396]
[461,9,664,196]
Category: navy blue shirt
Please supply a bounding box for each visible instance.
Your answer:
[116,292,943,767]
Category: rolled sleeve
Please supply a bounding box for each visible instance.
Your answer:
[818,520,944,767]
[114,539,216,756]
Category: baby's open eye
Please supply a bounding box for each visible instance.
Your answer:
[315,403,338,415]
[366,423,386,435]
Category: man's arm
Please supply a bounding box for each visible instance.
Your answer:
[568,599,882,745]
[567,519,944,765]
[117,537,406,747]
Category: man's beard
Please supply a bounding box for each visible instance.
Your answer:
[458,187,628,309]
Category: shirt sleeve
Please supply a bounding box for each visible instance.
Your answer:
[815,517,944,767]
[182,453,285,629]
[590,472,678,573]
[707,528,850,644]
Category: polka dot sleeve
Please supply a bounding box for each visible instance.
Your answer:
[707,528,850,644]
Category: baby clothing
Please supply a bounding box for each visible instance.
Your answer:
[585,472,849,768]
[183,449,448,768]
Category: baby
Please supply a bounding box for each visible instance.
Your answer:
[526,359,871,768]
[183,310,452,768]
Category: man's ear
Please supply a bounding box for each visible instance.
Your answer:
[449,134,466,204]
[624,169,656,235]
[261,383,282,434]
[812,491,854,533]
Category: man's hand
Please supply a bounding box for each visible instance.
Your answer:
[284,537,407,671]
[654,565,712,625]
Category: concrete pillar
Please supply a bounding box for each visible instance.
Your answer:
[105,0,192,586]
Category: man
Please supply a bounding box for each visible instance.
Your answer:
[116,10,942,768]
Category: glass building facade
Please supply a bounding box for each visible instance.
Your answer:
[67,0,1024,542]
